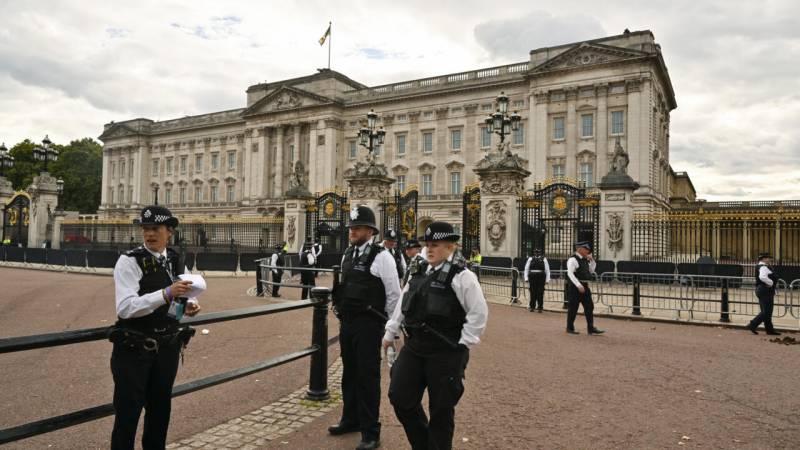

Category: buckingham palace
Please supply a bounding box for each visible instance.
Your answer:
[98,29,677,232]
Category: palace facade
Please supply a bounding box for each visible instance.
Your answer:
[99,29,678,233]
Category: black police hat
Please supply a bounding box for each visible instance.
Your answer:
[405,239,422,249]
[422,221,460,242]
[135,205,178,228]
[347,205,379,232]
[384,229,398,241]
[758,252,773,260]
[575,241,593,253]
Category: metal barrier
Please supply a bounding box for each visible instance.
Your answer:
[476,266,521,304]
[0,288,334,445]
[256,260,338,299]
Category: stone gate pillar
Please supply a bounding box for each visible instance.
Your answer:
[27,172,60,248]
[597,139,640,263]
[0,176,13,231]
[474,148,530,259]
[344,157,394,238]
[283,161,314,253]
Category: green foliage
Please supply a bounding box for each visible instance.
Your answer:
[5,137,103,213]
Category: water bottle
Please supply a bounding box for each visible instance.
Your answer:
[386,345,396,367]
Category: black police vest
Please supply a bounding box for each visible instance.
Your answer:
[116,246,184,332]
[755,264,778,293]
[300,251,313,268]
[388,247,404,280]
[336,244,386,313]
[571,256,592,281]
[529,256,546,279]
[273,252,285,276]
[401,260,467,348]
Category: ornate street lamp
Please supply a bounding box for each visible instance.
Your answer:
[357,109,386,156]
[0,143,14,177]
[33,135,59,171]
[56,178,64,210]
[484,91,521,145]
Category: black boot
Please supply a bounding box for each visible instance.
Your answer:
[588,327,605,335]
[356,436,380,449]
[328,422,359,435]
[747,324,759,335]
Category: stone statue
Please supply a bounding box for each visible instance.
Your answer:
[606,212,624,257]
[610,137,630,174]
[285,160,312,197]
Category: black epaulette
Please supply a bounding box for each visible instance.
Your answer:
[123,246,148,257]
[435,259,465,284]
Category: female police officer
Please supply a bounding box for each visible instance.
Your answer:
[383,221,488,450]
[110,205,201,449]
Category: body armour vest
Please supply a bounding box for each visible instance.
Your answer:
[401,260,467,350]
[388,247,404,280]
[529,256,546,279]
[755,264,779,293]
[335,243,386,314]
[570,256,592,282]
[116,246,184,332]
[300,250,313,268]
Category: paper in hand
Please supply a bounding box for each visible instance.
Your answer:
[178,274,207,298]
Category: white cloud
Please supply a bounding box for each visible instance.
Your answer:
[0,0,798,201]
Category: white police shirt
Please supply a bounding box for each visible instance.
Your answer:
[523,256,551,283]
[566,252,597,288]
[114,245,196,319]
[340,241,402,318]
[758,263,774,287]
[384,253,488,348]
[380,241,408,274]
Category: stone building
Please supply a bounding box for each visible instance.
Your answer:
[99,29,677,232]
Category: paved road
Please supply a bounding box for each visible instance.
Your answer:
[1,267,799,449]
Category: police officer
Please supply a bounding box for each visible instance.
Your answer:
[381,229,407,280]
[269,244,285,298]
[402,239,423,285]
[312,236,323,267]
[329,205,401,450]
[748,252,782,336]
[300,241,317,299]
[384,221,488,450]
[565,241,604,335]
[110,206,201,450]
[524,248,550,312]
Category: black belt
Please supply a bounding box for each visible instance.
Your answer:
[108,326,195,353]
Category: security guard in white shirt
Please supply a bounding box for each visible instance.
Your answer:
[384,221,488,450]
[565,241,604,335]
[328,205,401,450]
[110,205,201,450]
[300,241,317,299]
[748,252,781,335]
[381,229,407,280]
[523,248,550,312]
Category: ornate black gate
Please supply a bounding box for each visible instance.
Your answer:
[305,191,349,254]
[462,183,481,255]
[381,188,418,245]
[518,182,600,259]
[3,194,30,247]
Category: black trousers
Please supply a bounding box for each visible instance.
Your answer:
[339,315,384,440]
[566,283,594,331]
[300,272,316,299]
[750,287,776,332]
[271,271,282,297]
[389,342,469,450]
[110,340,181,450]
[528,276,545,310]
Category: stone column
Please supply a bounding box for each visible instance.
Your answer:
[242,129,254,205]
[308,121,319,194]
[597,169,640,263]
[284,191,314,254]
[273,125,285,198]
[27,172,60,248]
[595,84,609,177]
[292,123,302,166]
[474,150,530,259]
[345,162,395,234]
[0,176,13,231]
[565,87,578,178]
[532,91,549,182]
[260,127,271,198]
[100,147,110,208]
[133,143,147,207]
[50,210,67,249]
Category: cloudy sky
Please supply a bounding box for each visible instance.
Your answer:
[1,0,798,200]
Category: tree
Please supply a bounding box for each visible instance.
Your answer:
[5,137,102,213]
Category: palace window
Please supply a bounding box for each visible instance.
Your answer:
[450,172,461,194]
[349,140,357,159]
[111,162,116,178]
[120,160,125,178]
[513,100,525,108]
[211,152,219,170]
[166,158,173,175]
[151,159,159,177]
[227,184,235,202]
[422,174,433,195]
[210,185,218,203]
[194,185,202,203]
[397,175,406,193]
[423,111,433,119]
[579,163,594,187]
[513,123,524,145]
[552,164,565,178]
[480,126,491,149]
[396,134,406,156]
[553,117,565,140]
[109,187,114,204]
[179,187,186,204]
[195,155,203,173]
[165,188,172,205]
[289,145,295,162]
[451,129,462,150]
[129,159,134,177]
[128,187,133,204]
[228,151,236,170]
[581,114,594,138]
[374,143,381,157]
[422,132,433,154]
[611,111,625,135]
[180,156,187,174]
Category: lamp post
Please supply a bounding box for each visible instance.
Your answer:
[33,135,59,172]
[0,143,14,177]
[357,109,386,156]
[56,178,64,211]
[484,91,521,146]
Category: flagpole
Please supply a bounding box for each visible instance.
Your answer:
[327,21,332,70]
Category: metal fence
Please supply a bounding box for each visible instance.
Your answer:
[0,289,335,445]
